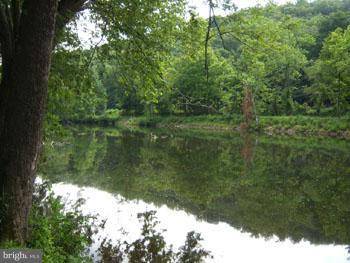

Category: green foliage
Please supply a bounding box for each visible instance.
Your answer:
[93,60,146,116]
[170,51,235,115]
[46,0,187,126]
[307,26,350,116]
[48,49,105,120]
[129,114,349,136]
[220,7,310,115]
[28,183,94,263]
[103,109,120,120]
[91,0,186,105]
[177,232,212,263]
[125,211,174,262]
[1,182,94,263]
[2,180,212,262]
[45,0,350,126]
[98,211,211,263]
[258,115,350,133]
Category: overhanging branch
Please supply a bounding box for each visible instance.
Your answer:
[54,0,89,46]
[204,1,256,83]
[204,0,213,83]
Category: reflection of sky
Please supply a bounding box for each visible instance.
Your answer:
[53,183,348,263]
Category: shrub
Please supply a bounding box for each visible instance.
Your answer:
[1,182,94,263]
[103,109,120,121]
[98,211,212,263]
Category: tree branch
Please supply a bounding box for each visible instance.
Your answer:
[84,23,106,68]
[177,90,219,113]
[54,0,89,46]
[204,0,256,83]
[204,1,213,83]
[57,0,87,22]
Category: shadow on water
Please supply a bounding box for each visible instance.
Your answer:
[39,126,350,248]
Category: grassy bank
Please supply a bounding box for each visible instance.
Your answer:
[121,115,350,139]
[63,113,350,138]
[63,109,121,126]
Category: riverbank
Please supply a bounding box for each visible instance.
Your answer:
[64,114,350,139]
[120,115,350,139]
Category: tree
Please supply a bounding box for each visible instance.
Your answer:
[48,49,105,122]
[0,0,185,244]
[221,8,308,116]
[163,13,236,115]
[0,0,67,244]
[307,26,350,115]
[170,51,234,115]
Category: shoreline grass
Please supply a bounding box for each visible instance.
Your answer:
[63,114,350,139]
[121,115,350,139]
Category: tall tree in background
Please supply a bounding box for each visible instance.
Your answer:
[307,26,350,115]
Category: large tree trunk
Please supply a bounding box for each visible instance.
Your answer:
[0,0,58,244]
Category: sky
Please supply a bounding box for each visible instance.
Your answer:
[188,0,295,17]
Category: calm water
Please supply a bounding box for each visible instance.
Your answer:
[39,126,350,262]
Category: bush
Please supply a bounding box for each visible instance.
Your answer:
[29,182,95,263]
[98,211,212,263]
[1,182,94,263]
[103,109,120,121]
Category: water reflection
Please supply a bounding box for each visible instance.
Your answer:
[53,183,348,263]
[39,126,350,262]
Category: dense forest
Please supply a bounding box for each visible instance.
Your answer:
[48,0,350,127]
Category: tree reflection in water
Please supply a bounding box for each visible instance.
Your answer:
[40,127,350,247]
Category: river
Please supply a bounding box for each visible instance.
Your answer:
[39,126,350,262]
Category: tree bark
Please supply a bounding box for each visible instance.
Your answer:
[0,0,58,244]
